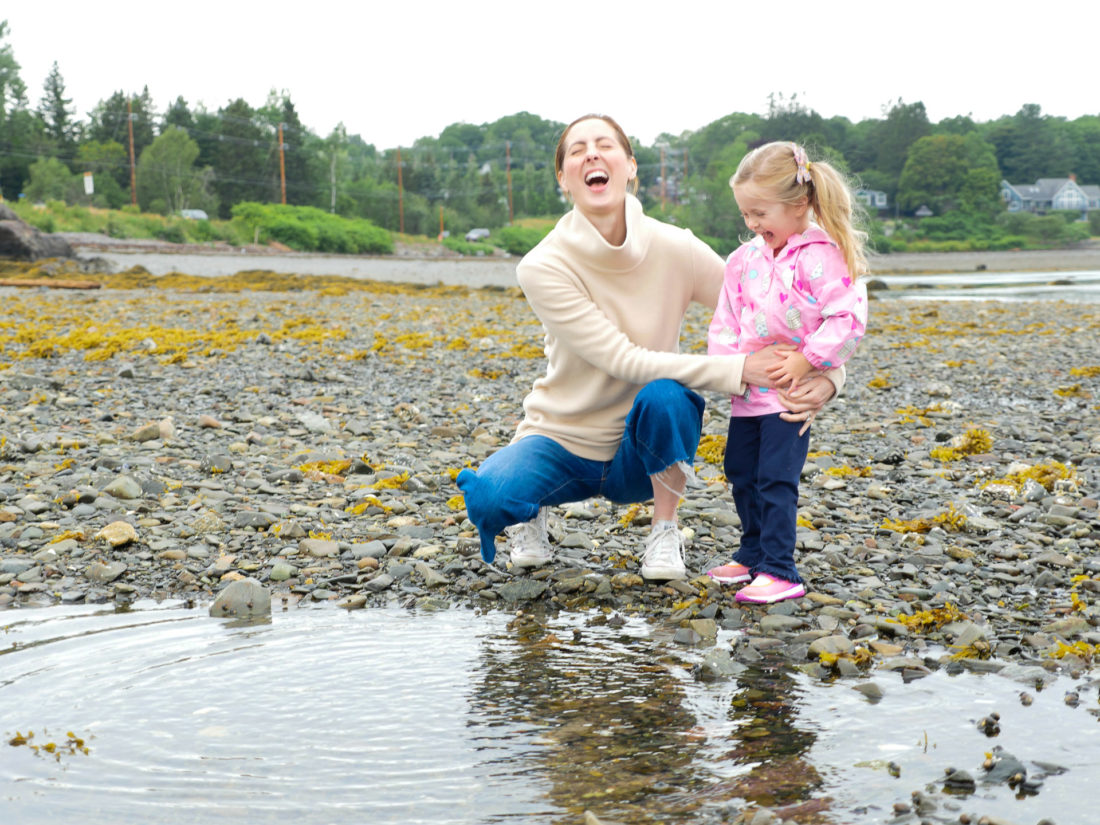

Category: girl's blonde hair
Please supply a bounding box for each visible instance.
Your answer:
[731,141,869,278]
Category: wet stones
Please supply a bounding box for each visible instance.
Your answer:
[85,560,127,583]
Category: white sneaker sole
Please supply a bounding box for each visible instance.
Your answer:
[640,564,687,581]
[510,554,552,569]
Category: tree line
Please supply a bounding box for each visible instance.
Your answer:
[2,21,1099,252]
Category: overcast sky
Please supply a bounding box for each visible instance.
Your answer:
[4,1,1096,150]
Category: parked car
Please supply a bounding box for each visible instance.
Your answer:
[465,227,491,242]
[179,209,209,220]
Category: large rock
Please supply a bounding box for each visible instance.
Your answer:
[0,204,75,261]
[209,577,271,619]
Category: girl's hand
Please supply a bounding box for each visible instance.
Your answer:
[742,344,798,388]
[766,351,814,389]
[777,375,835,435]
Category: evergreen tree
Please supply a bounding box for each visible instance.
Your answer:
[987,104,1072,182]
[37,61,79,157]
[0,20,26,122]
[265,94,311,204]
[86,88,156,185]
[162,95,195,134]
[0,19,34,198]
[873,99,931,181]
[212,98,270,217]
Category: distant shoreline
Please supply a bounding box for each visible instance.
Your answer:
[868,244,1100,274]
[61,234,1100,288]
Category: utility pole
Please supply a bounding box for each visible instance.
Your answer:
[439,205,444,240]
[127,99,137,206]
[330,151,337,213]
[505,140,514,224]
[659,144,667,211]
[396,148,404,234]
[278,123,287,205]
[683,147,688,203]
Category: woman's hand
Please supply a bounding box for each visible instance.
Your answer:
[741,344,798,388]
[777,374,835,435]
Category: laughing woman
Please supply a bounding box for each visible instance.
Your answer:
[457,114,841,580]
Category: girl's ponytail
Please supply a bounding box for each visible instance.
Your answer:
[805,158,869,279]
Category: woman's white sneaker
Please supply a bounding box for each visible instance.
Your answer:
[640,523,686,580]
[506,507,553,568]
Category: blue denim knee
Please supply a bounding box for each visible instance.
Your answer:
[457,380,704,563]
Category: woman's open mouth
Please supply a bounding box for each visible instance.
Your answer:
[585,170,609,188]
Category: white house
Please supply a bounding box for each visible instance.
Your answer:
[855,188,888,211]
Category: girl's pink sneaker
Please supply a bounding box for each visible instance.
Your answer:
[706,562,752,584]
[734,574,806,604]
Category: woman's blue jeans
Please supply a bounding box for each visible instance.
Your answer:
[457,379,704,562]
[723,413,810,583]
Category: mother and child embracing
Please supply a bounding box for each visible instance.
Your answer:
[457,114,869,605]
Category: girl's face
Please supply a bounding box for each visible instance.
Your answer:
[734,183,810,253]
[556,118,637,219]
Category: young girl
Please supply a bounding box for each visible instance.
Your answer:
[706,142,868,603]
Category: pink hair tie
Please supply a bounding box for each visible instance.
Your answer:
[793,144,812,184]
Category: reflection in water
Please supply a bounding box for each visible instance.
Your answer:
[3,603,1093,824]
[470,611,705,824]
[468,611,829,824]
[711,663,827,821]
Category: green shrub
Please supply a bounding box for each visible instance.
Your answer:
[986,235,1028,250]
[189,219,220,242]
[264,217,319,249]
[156,223,187,244]
[442,236,494,256]
[1064,221,1090,244]
[1029,215,1068,245]
[313,222,353,254]
[24,211,56,233]
[1089,210,1100,236]
[346,221,393,254]
[494,225,551,256]
[228,202,393,254]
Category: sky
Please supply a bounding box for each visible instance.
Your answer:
[4,0,1097,150]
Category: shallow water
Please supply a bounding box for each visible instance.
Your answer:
[875,268,1100,302]
[1,602,1097,824]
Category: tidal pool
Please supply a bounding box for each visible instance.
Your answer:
[1,601,1096,824]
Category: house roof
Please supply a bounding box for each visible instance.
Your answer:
[1004,177,1090,201]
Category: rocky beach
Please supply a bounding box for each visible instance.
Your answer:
[1,250,1099,823]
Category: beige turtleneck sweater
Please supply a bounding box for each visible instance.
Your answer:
[512,194,768,461]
